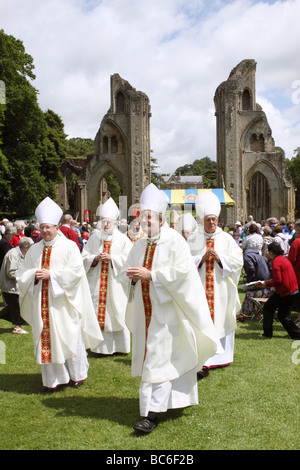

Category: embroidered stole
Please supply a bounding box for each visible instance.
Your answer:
[41,245,52,364]
[141,241,157,361]
[205,237,215,323]
[127,231,145,244]
[97,241,111,330]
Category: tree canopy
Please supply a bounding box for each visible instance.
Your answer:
[174,156,217,188]
[0,30,67,218]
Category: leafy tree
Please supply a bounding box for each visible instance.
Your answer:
[66,137,94,157]
[174,156,217,188]
[0,30,67,217]
[105,172,121,203]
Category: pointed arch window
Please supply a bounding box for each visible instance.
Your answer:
[116,91,125,113]
[242,89,251,110]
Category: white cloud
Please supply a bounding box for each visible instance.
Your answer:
[1,0,300,175]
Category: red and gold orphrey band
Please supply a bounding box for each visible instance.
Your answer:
[205,238,215,323]
[97,241,111,330]
[41,245,52,364]
[141,242,157,361]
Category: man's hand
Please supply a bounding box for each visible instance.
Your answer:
[126,267,152,281]
[201,248,221,264]
[35,269,50,280]
[94,252,112,263]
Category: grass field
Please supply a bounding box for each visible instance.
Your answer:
[0,294,299,451]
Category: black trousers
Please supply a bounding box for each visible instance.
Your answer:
[0,292,26,326]
[263,292,300,339]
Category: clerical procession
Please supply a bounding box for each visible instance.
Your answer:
[1,184,300,442]
[1,3,300,450]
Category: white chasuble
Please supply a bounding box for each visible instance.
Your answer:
[17,234,103,365]
[123,225,222,385]
[82,229,132,354]
[187,227,243,367]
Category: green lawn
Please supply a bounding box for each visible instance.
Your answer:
[0,303,299,450]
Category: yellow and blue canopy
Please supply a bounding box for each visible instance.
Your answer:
[161,188,235,206]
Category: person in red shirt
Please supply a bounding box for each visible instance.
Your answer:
[58,214,81,250]
[10,220,26,247]
[259,242,300,339]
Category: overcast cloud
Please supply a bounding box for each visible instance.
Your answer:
[1,0,300,174]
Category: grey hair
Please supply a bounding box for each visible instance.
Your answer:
[14,220,25,230]
[19,237,34,249]
[5,223,17,236]
[294,219,300,230]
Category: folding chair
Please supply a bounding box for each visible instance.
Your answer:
[250,297,269,322]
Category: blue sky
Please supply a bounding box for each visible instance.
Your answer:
[1,0,300,174]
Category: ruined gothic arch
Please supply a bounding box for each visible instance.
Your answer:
[86,160,124,217]
[245,160,281,222]
[57,74,151,222]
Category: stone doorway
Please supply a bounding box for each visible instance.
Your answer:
[247,171,270,222]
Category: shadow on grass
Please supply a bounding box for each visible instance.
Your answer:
[41,395,184,429]
[0,373,41,394]
[236,318,290,340]
[0,325,13,335]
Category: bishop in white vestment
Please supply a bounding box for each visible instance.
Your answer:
[188,191,243,370]
[82,198,132,355]
[17,197,103,392]
[124,184,222,433]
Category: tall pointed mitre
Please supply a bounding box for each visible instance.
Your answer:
[140,183,169,214]
[195,190,221,220]
[99,197,119,221]
[178,212,197,232]
[35,197,63,225]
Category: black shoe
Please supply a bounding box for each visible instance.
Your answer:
[68,380,85,388]
[197,368,209,379]
[133,417,157,434]
[40,384,66,394]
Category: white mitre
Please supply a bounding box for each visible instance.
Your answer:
[179,212,197,232]
[35,197,63,225]
[195,190,221,220]
[100,197,119,221]
[140,183,169,214]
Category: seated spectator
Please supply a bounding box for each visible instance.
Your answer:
[242,223,263,254]
[240,249,272,319]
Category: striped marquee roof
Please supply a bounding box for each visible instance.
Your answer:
[161,188,235,206]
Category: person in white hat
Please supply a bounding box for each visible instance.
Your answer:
[187,190,243,373]
[233,220,243,245]
[178,212,197,240]
[124,184,222,433]
[82,197,132,355]
[17,197,103,393]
